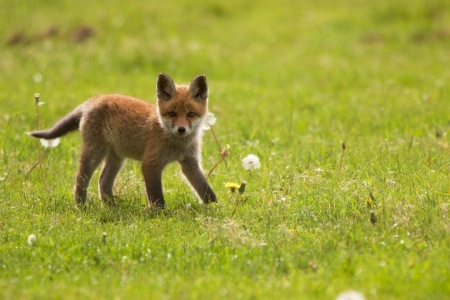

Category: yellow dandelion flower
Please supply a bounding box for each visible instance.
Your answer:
[366,199,372,207]
[225,182,240,192]
[225,182,240,189]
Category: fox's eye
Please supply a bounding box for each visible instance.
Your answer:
[169,112,176,117]
[188,112,195,118]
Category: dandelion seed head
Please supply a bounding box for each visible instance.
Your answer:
[27,234,36,246]
[33,73,42,83]
[335,290,366,300]
[202,112,217,130]
[40,138,60,148]
[242,154,260,170]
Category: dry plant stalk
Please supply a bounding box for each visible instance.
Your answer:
[363,181,376,204]
[210,125,227,166]
[26,147,49,178]
[27,94,48,190]
[231,196,241,216]
[208,125,230,177]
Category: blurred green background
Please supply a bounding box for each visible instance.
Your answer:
[2,0,449,143]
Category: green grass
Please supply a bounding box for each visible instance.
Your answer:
[1,0,450,299]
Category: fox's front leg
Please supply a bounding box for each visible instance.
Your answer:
[141,161,165,209]
[179,157,216,204]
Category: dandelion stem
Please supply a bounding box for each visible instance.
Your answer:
[338,142,346,171]
[35,95,48,191]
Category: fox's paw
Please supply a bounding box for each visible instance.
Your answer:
[144,202,165,212]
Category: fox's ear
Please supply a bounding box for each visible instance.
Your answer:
[189,74,208,102]
[156,73,176,101]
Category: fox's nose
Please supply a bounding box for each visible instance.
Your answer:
[178,127,186,134]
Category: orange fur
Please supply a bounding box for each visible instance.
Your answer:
[28,73,216,209]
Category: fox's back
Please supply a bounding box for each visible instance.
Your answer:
[80,94,161,160]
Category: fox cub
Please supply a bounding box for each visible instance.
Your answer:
[28,73,216,209]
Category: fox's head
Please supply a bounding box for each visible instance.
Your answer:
[156,73,208,138]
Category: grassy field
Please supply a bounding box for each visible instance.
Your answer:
[1,0,450,299]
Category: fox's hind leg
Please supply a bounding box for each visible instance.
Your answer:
[99,149,124,205]
[141,161,165,209]
[74,144,108,206]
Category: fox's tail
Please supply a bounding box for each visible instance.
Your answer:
[27,108,82,140]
